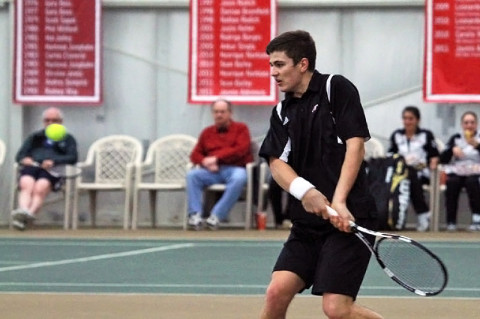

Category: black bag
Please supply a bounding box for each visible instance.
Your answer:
[366,155,411,230]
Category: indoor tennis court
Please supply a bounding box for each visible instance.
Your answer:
[0,229,478,318]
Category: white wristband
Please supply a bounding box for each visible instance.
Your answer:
[289,177,315,200]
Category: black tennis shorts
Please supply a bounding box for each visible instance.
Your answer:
[273,224,374,299]
[20,165,63,192]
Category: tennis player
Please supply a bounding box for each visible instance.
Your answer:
[259,30,383,318]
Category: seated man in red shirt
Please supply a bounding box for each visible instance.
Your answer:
[186,99,253,230]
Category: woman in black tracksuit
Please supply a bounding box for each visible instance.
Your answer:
[388,106,439,231]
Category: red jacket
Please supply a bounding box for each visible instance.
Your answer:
[190,121,253,167]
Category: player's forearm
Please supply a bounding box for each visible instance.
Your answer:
[269,157,299,193]
[332,137,364,204]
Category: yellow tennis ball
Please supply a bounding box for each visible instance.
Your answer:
[45,123,67,142]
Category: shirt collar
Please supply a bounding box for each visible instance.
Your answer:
[284,70,322,102]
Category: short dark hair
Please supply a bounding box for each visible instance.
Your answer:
[402,105,421,120]
[266,30,316,71]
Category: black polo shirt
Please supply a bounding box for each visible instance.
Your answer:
[259,70,376,228]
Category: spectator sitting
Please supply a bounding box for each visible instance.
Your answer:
[186,99,253,230]
[11,107,78,231]
[388,105,439,231]
[439,111,480,232]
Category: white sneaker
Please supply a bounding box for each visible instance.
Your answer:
[12,220,26,231]
[472,214,480,224]
[206,214,219,230]
[467,224,480,232]
[446,223,457,232]
[276,219,292,230]
[188,213,202,230]
[416,212,431,232]
[11,208,35,223]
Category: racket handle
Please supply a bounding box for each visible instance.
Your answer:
[326,206,357,229]
[326,206,338,216]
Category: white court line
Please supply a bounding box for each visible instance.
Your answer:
[0,241,283,248]
[0,282,478,294]
[0,243,194,273]
[0,283,266,289]
[0,240,478,249]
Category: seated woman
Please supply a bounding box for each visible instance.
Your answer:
[440,111,480,232]
[388,105,439,231]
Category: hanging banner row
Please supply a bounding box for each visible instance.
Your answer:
[13,0,102,105]
[424,0,480,103]
[188,0,277,105]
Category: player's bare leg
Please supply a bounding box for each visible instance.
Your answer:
[260,271,305,319]
[323,293,383,319]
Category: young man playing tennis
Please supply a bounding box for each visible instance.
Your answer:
[259,30,383,319]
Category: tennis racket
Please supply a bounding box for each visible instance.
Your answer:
[31,162,82,178]
[327,206,448,296]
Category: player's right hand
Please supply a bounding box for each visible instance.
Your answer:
[301,189,330,219]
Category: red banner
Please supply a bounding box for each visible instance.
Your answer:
[13,0,102,105]
[188,0,277,105]
[424,0,480,103]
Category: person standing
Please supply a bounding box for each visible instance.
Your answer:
[11,107,78,230]
[259,30,382,319]
[440,111,480,231]
[388,106,440,231]
[186,99,253,230]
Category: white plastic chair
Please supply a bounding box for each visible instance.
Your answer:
[364,137,385,160]
[72,135,143,229]
[257,160,270,224]
[132,134,197,230]
[0,139,5,167]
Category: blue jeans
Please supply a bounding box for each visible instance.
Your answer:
[186,165,247,221]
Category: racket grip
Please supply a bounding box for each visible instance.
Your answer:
[326,206,357,229]
[326,206,338,216]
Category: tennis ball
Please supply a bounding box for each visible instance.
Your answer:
[45,123,67,142]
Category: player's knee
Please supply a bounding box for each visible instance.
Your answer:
[322,299,350,319]
[265,282,291,306]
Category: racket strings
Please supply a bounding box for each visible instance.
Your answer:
[376,238,446,293]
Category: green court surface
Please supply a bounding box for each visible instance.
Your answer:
[0,237,479,299]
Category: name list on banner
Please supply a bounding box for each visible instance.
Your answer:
[189,0,277,105]
[14,0,102,105]
[424,0,480,102]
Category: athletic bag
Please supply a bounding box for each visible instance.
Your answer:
[366,154,410,230]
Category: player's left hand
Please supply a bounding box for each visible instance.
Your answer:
[329,203,354,233]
